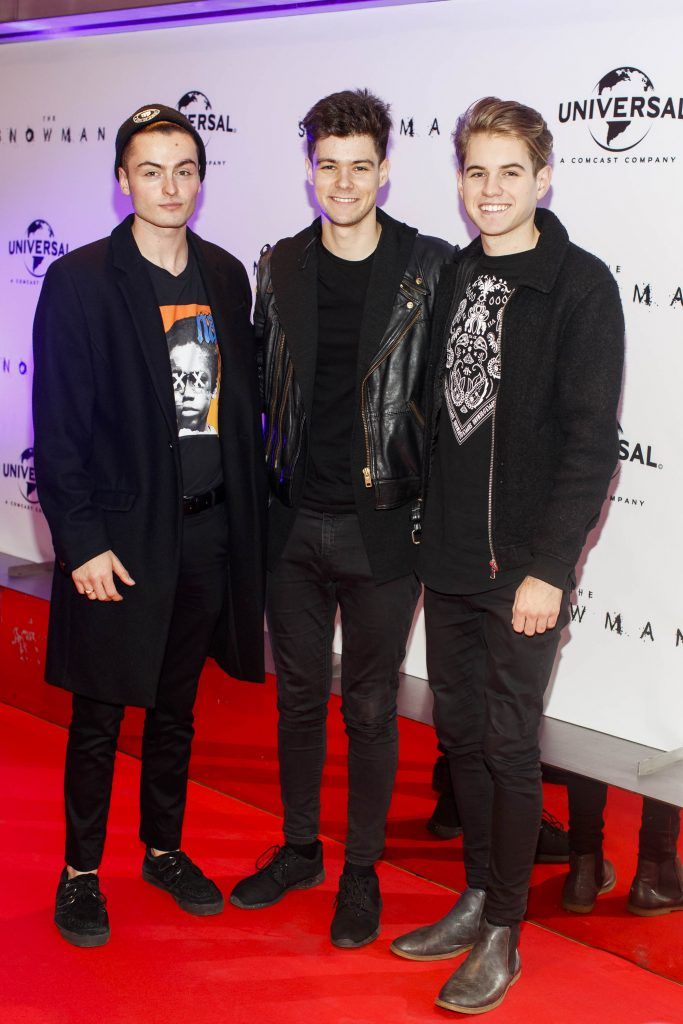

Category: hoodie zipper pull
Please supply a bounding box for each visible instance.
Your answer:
[488,558,499,581]
[362,467,372,488]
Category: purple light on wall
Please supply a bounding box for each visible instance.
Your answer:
[1,0,432,44]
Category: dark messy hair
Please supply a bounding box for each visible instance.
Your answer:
[302,88,392,161]
[120,122,198,174]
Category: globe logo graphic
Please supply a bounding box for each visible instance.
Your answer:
[19,447,39,504]
[590,68,654,152]
[25,219,55,278]
[177,90,213,147]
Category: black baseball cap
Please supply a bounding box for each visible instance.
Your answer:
[115,103,207,181]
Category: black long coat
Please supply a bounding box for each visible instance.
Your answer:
[32,216,266,707]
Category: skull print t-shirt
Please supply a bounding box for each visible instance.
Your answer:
[144,248,223,498]
[420,248,533,594]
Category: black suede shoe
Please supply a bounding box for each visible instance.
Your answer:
[534,810,570,864]
[230,842,324,909]
[142,849,224,915]
[330,871,381,949]
[55,868,110,948]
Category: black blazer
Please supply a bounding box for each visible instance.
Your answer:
[33,216,266,707]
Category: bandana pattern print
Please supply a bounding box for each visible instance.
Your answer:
[444,274,512,444]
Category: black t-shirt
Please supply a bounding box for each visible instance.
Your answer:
[301,240,374,512]
[145,248,223,496]
[420,248,533,594]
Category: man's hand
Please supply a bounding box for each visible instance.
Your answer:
[511,576,562,636]
[72,550,135,602]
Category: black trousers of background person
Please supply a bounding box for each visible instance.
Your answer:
[64,503,230,872]
[566,774,681,863]
[266,507,421,867]
[425,581,570,926]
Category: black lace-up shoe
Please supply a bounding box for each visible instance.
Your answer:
[330,871,382,948]
[535,810,570,864]
[230,842,324,909]
[54,868,110,947]
[142,849,224,915]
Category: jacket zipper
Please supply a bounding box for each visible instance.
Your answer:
[273,362,293,470]
[487,291,514,580]
[265,329,286,464]
[361,305,422,487]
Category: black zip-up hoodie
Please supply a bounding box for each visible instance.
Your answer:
[423,208,625,589]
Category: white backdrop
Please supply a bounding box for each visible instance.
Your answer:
[1,0,681,750]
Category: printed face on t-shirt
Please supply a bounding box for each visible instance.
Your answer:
[167,311,218,433]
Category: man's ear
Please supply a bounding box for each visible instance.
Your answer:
[456,168,464,202]
[536,163,552,201]
[305,157,314,186]
[379,158,390,188]
[118,167,130,196]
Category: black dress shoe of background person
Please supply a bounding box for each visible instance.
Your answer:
[390,887,485,961]
[230,841,324,909]
[627,856,683,916]
[142,849,224,915]
[54,868,110,948]
[427,754,463,839]
[534,810,570,864]
[330,870,381,949]
[561,851,616,914]
[427,793,463,840]
[435,919,521,1015]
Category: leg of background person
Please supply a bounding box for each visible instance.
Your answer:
[335,517,421,867]
[561,772,615,912]
[566,773,608,858]
[627,797,683,915]
[266,508,337,848]
[65,694,125,871]
[638,797,681,862]
[424,587,491,892]
[139,503,230,851]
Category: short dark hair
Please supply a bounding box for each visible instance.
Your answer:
[453,97,553,175]
[120,122,199,175]
[302,88,392,161]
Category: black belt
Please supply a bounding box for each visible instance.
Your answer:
[182,482,226,516]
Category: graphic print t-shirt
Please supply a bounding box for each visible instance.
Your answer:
[420,249,533,594]
[145,248,223,496]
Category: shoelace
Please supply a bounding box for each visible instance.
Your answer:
[57,874,106,909]
[334,874,372,916]
[541,810,566,835]
[154,851,203,885]
[254,845,292,883]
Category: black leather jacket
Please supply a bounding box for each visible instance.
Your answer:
[257,209,454,513]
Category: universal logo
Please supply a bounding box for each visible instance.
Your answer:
[558,67,682,162]
[8,220,68,279]
[617,422,662,470]
[177,91,235,148]
[3,447,39,505]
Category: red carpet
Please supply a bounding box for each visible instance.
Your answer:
[1,584,682,988]
[1,703,682,1024]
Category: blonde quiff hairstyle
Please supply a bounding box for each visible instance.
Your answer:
[453,97,553,175]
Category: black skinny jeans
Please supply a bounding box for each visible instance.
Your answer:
[425,581,569,926]
[267,508,420,867]
[64,503,230,871]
